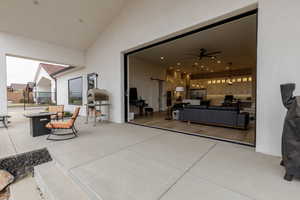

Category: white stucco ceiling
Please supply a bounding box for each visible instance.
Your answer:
[131,14,257,74]
[0,0,125,50]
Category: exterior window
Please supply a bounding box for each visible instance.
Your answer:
[68,77,83,105]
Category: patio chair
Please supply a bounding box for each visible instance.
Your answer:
[46,107,80,141]
[48,105,64,121]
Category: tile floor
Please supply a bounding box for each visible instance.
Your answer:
[1,107,299,200]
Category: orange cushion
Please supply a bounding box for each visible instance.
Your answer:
[46,120,73,129]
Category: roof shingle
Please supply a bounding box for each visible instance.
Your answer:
[39,63,66,76]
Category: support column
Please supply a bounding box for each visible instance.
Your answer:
[0,52,7,115]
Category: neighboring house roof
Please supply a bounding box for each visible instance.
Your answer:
[9,83,27,91]
[39,63,66,76]
[33,63,67,84]
[51,66,76,77]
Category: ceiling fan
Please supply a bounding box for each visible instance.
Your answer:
[185,48,222,60]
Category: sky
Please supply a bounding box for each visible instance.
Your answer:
[6,56,67,86]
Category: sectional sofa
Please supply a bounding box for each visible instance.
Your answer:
[179,105,249,129]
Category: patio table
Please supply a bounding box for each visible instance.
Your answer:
[24,112,56,137]
[0,115,11,129]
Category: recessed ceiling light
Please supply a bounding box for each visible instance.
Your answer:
[211,56,215,60]
[217,60,221,64]
[226,66,230,70]
[210,70,214,72]
[160,57,165,60]
[194,62,198,66]
[78,18,84,23]
[201,65,204,68]
[33,0,39,5]
[177,62,181,66]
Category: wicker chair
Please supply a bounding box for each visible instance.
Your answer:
[48,105,64,121]
[46,107,80,141]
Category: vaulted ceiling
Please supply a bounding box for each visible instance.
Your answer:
[0,0,125,50]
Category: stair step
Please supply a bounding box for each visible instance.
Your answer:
[35,162,90,200]
[9,175,42,200]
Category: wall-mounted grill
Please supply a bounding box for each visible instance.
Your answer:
[87,88,109,102]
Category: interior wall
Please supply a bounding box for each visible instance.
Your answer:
[0,32,85,115]
[129,57,166,112]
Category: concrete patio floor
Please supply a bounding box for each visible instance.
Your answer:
[1,107,300,200]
